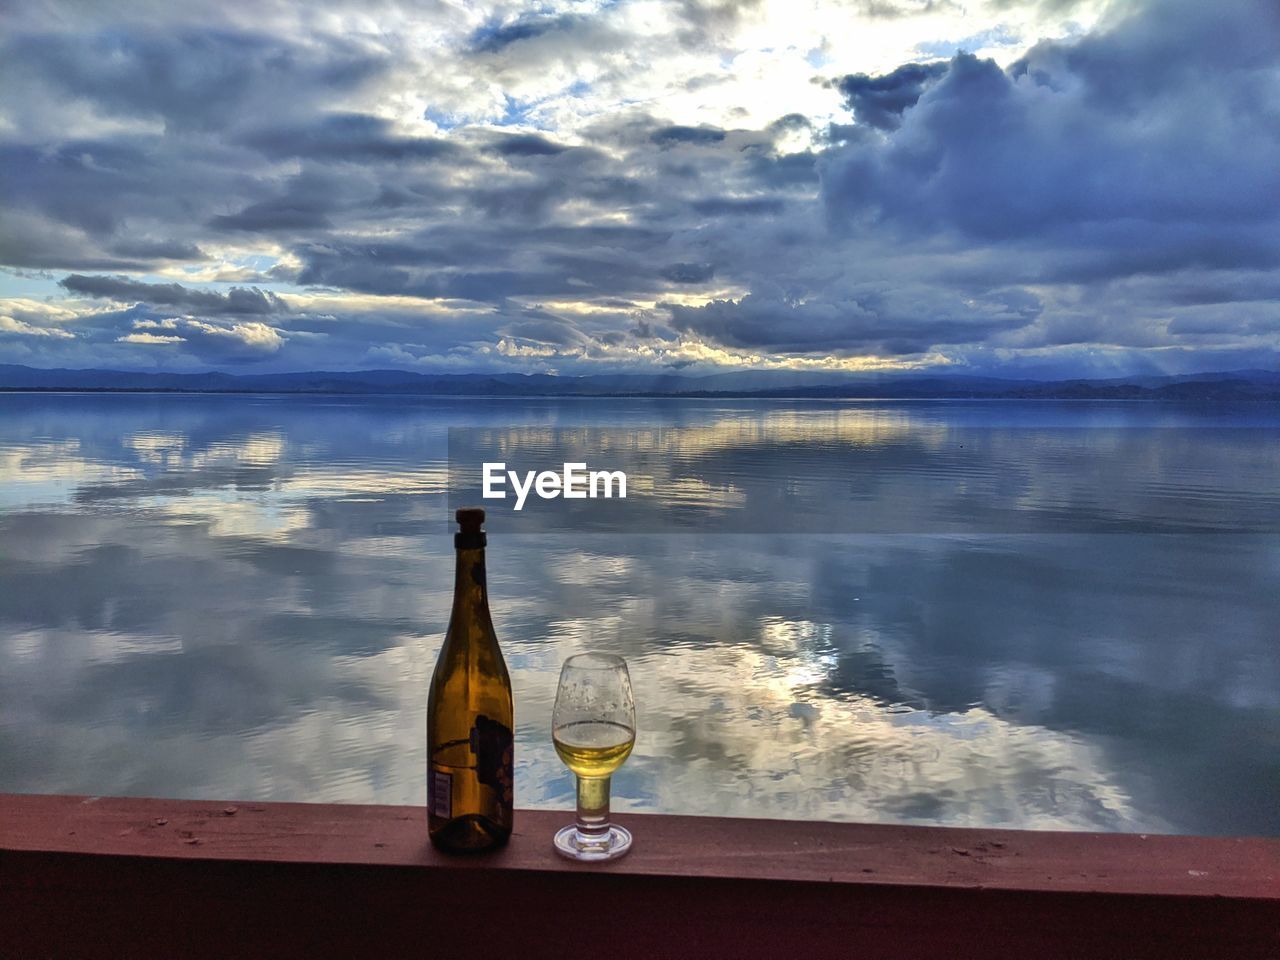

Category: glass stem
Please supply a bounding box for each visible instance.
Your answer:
[575,775,611,841]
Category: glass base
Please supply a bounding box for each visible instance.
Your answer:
[553,823,632,861]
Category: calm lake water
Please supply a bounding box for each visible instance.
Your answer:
[1,393,1277,836]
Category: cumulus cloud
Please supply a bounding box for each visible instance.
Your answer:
[61,276,288,314]
[0,300,80,341]
[179,319,285,358]
[0,315,75,339]
[822,0,1280,254]
[815,0,1280,367]
[836,61,949,129]
[117,331,185,344]
[118,317,285,361]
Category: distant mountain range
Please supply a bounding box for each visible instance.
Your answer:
[2,364,1279,400]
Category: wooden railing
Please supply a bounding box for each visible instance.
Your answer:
[1,793,1276,958]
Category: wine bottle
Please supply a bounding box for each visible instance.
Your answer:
[428,507,514,852]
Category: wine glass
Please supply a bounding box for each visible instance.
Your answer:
[552,652,636,861]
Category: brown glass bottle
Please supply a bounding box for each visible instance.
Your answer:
[427,508,514,852]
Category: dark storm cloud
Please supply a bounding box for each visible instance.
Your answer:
[236,113,459,162]
[660,262,716,284]
[0,220,151,273]
[211,200,334,232]
[545,251,659,291]
[292,252,579,302]
[468,183,566,221]
[744,150,819,188]
[467,13,584,54]
[528,223,673,251]
[836,61,948,129]
[665,284,1039,353]
[462,137,634,219]
[2,142,165,236]
[0,22,404,269]
[491,134,568,157]
[821,0,1280,277]
[294,237,470,272]
[3,29,387,133]
[0,134,291,268]
[208,169,370,234]
[288,183,681,304]
[110,239,205,261]
[649,125,727,147]
[690,196,786,216]
[60,275,288,315]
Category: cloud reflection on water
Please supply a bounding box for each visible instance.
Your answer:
[0,394,1276,836]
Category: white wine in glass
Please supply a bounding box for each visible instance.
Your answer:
[552,653,636,861]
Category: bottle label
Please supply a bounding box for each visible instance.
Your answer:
[470,714,514,816]
[430,770,452,819]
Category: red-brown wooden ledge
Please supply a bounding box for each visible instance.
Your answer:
[1,793,1276,959]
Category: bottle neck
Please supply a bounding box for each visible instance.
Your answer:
[451,546,490,620]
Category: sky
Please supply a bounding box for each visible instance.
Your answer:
[1,0,1277,379]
